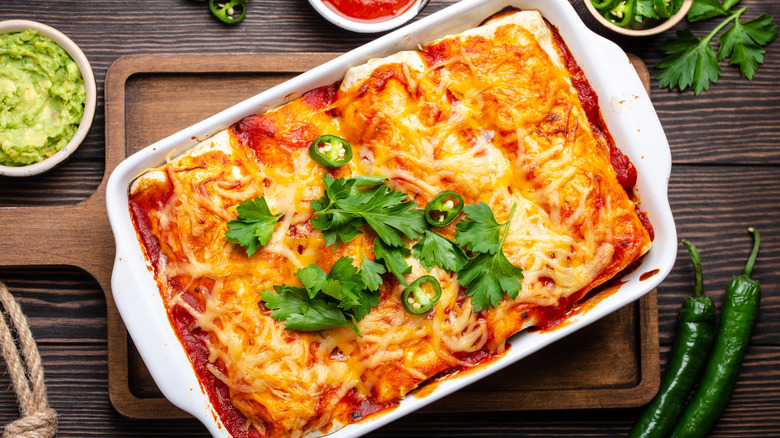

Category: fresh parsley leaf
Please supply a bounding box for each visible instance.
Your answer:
[412,230,467,272]
[346,288,380,322]
[687,0,730,22]
[456,204,524,312]
[260,287,351,332]
[373,238,411,286]
[296,264,327,298]
[453,202,506,254]
[321,257,365,308]
[718,14,777,79]
[260,256,382,336]
[657,28,722,95]
[658,5,775,94]
[225,197,282,257]
[637,0,659,20]
[311,175,427,248]
[359,254,386,292]
[722,0,741,13]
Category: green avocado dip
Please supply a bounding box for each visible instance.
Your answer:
[0,29,86,167]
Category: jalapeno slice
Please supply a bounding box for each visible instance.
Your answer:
[308,135,353,169]
[424,191,464,226]
[209,0,246,24]
[402,275,442,315]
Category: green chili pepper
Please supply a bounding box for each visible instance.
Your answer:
[653,0,671,19]
[607,0,638,28]
[209,0,246,24]
[591,0,621,13]
[308,135,353,169]
[402,275,442,315]
[424,191,464,227]
[628,240,716,438]
[669,228,762,438]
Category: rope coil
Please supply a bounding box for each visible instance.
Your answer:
[0,282,57,438]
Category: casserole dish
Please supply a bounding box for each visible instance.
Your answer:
[106,0,676,436]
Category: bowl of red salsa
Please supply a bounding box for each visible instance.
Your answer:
[308,0,429,33]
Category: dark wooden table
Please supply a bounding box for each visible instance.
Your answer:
[1,0,778,436]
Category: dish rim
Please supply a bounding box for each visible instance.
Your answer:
[0,19,97,177]
[106,0,677,436]
[307,0,429,33]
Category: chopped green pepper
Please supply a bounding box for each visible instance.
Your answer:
[607,0,638,28]
[209,0,246,24]
[424,191,464,227]
[308,135,353,169]
[653,0,671,19]
[402,275,442,315]
[591,0,621,12]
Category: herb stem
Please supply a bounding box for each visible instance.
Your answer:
[498,203,518,248]
[704,7,746,43]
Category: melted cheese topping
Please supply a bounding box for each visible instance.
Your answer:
[129,10,652,438]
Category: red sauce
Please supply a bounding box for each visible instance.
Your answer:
[546,20,638,193]
[128,187,173,270]
[340,388,396,423]
[530,292,580,332]
[302,83,339,110]
[129,193,262,438]
[322,0,417,22]
[640,268,660,281]
[171,300,262,438]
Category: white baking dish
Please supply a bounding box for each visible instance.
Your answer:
[106,0,676,436]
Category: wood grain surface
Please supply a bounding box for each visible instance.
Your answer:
[1,0,779,437]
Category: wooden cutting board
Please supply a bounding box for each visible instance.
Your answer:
[0,53,658,419]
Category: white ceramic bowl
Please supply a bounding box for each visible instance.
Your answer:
[0,20,96,177]
[584,0,693,37]
[308,0,429,33]
[107,0,677,436]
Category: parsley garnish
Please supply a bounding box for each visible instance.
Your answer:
[359,252,386,292]
[373,238,412,286]
[455,203,524,312]
[657,1,776,94]
[224,197,282,257]
[453,201,505,254]
[412,230,467,272]
[259,256,380,336]
[310,175,427,248]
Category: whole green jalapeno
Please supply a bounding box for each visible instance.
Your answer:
[628,240,716,438]
[669,228,762,438]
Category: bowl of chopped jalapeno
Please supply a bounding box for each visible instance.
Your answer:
[0,20,96,177]
[584,0,693,37]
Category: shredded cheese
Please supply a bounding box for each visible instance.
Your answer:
[128,10,652,438]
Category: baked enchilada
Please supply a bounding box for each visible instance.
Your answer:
[127,9,653,438]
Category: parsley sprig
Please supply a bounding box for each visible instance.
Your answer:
[239,174,526,333]
[310,175,427,248]
[454,202,524,312]
[259,257,380,336]
[224,197,282,257]
[657,0,777,94]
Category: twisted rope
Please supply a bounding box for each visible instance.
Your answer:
[0,283,57,438]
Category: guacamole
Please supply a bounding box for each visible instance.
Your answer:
[0,29,86,167]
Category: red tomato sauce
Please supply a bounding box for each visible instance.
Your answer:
[546,19,638,193]
[322,0,417,22]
